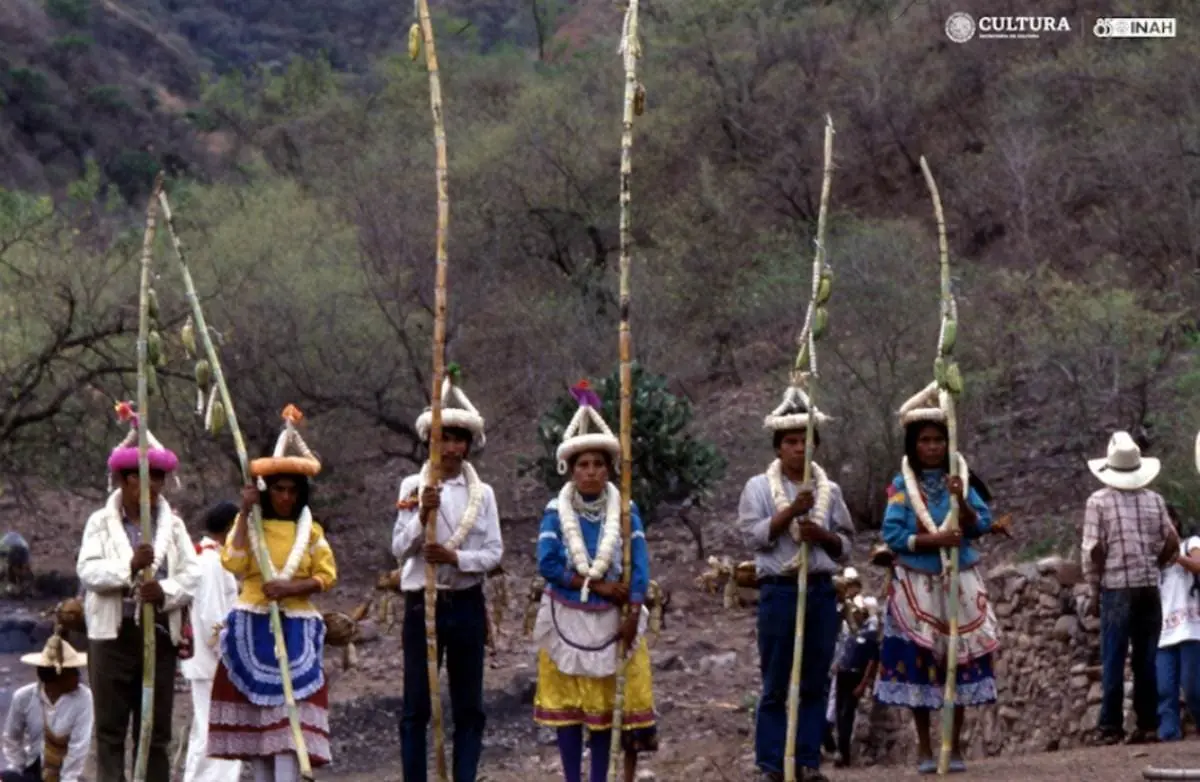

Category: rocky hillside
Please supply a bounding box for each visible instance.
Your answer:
[0,0,578,196]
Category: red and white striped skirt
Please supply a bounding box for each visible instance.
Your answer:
[207,660,332,766]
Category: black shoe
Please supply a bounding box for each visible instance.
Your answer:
[1089,727,1123,746]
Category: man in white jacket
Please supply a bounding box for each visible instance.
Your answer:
[181,501,242,782]
[76,412,199,782]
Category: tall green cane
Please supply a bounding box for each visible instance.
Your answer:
[158,190,315,780]
[608,2,642,776]
[919,156,965,777]
[131,174,163,782]
[782,115,835,782]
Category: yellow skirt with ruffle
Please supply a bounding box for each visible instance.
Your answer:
[533,641,657,732]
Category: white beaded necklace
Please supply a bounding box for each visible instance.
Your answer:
[557,480,622,602]
[416,460,484,550]
[249,504,313,581]
[900,454,970,569]
[107,489,175,574]
[899,454,970,535]
[767,459,832,532]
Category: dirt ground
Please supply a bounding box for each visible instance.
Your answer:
[326,739,1200,782]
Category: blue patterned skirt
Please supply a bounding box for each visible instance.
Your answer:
[873,598,997,710]
[208,608,331,764]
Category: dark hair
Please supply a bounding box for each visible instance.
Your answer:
[903,419,992,502]
[36,666,72,685]
[203,501,240,536]
[119,468,166,481]
[420,426,473,461]
[773,427,820,451]
[444,426,473,455]
[259,474,311,521]
[566,450,616,476]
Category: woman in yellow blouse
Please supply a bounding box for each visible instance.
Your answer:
[207,406,338,782]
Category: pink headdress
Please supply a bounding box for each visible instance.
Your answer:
[107,401,180,475]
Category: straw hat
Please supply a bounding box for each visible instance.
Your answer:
[21,634,87,673]
[869,543,896,569]
[1087,431,1160,491]
[250,405,321,479]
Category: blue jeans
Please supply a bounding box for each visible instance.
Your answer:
[755,576,839,775]
[1099,587,1161,734]
[1156,641,1200,740]
[400,585,488,782]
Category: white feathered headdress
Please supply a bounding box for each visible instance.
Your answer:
[897,381,948,428]
[763,385,830,432]
[415,373,486,448]
[555,380,620,475]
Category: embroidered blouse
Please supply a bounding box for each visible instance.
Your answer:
[881,470,992,574]
[222,517,337,615]
[537,494,650,609]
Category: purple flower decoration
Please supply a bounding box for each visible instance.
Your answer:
[570,379,602,409]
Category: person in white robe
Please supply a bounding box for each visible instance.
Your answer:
[181,501,244,782]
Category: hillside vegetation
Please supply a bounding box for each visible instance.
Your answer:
[2,0,1199,554]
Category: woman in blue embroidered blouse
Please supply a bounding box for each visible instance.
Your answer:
[873,416,1000,775]
[531,381,657,782]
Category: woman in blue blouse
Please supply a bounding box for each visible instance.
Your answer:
[532,381,656,782]
[873,415,1000,774]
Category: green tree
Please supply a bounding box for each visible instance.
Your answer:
[521,364,726,545]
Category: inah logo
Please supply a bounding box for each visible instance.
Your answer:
[945,12,976,43]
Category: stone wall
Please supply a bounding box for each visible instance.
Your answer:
[851,555,1144,766]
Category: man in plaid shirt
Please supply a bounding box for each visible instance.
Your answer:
[1082,431,1178,745]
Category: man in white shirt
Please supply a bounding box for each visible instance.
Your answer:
[76,414,199,782]
[2,634,93,782]
[181,501,243,782]
[391,378,503,782]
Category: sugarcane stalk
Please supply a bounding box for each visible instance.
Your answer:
[131,173,163,782]
[919,155,963,777]
[783,114,835,782]
[607,3,641,778]
[158,190,315,780]
[415,0,451,776]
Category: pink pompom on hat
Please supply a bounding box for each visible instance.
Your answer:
[107,401,179,474]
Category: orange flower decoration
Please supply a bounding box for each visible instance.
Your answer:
[281,404,304,424]
[114,401,135,422]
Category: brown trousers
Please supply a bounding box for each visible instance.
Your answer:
[88,617,178,782]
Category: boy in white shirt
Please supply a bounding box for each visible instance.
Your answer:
[2,634,93,782]
[181,501,244,782]
[1156,506,1200,741]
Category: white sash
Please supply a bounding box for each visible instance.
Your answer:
[532,593,648,677]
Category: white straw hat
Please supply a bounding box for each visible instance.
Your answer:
[1087,431,1160,491]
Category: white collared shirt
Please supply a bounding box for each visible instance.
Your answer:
[391,468,504,591]
[2,682,93,781]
